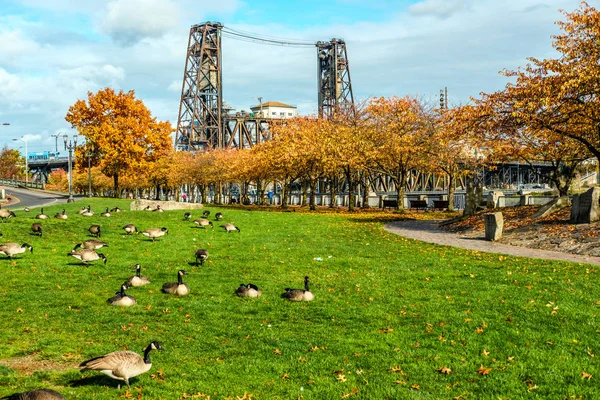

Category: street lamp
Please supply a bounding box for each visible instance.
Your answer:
[63,133,78,203]
[51,133,61,153]
[84,139,94,198]
[12,137,28,184]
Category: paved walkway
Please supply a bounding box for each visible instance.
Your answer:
[384,220,600,266]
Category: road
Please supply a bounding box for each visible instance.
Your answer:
[1,186,71,210]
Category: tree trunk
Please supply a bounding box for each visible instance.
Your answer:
[281,179,289,209]
[309,179,317,211]
[361,174,370,209]
[447,173,456,212]
[329,176,337,208]
[301,181,308,207]
[256,179,264,206]
[463,174,476,217]
[394,171,407,210]
[346,167,355,212]
[113,174,119,197]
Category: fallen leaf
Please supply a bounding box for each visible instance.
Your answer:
[274,349,281,355]
[281,373,290,380]
[477,365,492,375]
[411,384,420,390]
[581,371,592,380]
[379,327,393,333]
[481,349,490,357]
[437,366,452,375]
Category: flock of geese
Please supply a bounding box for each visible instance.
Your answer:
[1,204,314,399]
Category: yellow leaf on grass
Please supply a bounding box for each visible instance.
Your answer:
[581,371,592,380]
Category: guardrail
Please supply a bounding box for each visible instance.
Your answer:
[0,179,45,189]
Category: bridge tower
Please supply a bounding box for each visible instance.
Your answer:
[316,39,354,118]
[175,22,223,151]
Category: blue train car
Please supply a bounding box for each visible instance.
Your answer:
[27,151,61,162]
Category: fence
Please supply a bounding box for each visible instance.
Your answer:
[0,179,44,190]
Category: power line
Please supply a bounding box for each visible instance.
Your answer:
[221,26,315,47]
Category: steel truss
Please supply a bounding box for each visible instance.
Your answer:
[316,39,354,118]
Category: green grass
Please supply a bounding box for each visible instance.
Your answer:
[0,199,598,399]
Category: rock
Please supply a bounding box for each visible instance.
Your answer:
[570,187,600,224]
[484,212,503,241]
[533,196,570,219]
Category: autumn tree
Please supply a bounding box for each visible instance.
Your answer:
[0,147,24,179]
[367,96,433,210]
[65,88,173,195]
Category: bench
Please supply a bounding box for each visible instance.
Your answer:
[382,199,398,210]
[433,200,449,210]
[409,199,428,211]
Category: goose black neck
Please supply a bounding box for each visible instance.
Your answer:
[143,346,152,364]
[120,286,126,296]
[304,280,310,291]
[136,268,141,277]
[177,274,183,285]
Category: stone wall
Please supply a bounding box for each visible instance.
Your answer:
[130,199,205,211]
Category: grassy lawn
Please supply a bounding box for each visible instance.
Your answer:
[0,199,598,399]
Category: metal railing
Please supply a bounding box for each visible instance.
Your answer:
[0,178,45,189]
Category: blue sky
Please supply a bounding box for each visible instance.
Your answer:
[0,0,597,154]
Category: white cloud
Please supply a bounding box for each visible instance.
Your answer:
[409,0,469,19]
[99,0,181,45]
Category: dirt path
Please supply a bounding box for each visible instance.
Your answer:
[384,220,600,266]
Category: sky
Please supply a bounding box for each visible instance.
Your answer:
[0,0,598,154]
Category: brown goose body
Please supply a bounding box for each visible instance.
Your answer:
[0,243,33,259]
[54,209,67,219]
[88,224,101,238]
[35,208,49,220]
[281,276,314,302]
[107,284,136,307]
[0,208,16,222]
[152,205,164,212]
[195,249,208,266]
[214,212,223,221]
[220,223,240,233]
[162,270,190,296]
[79,341,164,389]
[235,283,262,298]
[68,249,107,265]
[126,264,150,287]
[193,219,213,229]
[122,224,138,235]
[74,239,108,250]
[110,207,122,213]
[142,227,168,241]
[31,223,43,237]
[101,207,111,217]
[1,388,66,399]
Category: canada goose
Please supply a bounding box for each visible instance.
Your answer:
[183,212,192,221]
[143,205,152,211]
[0,243,33,259]
[0,388,66,399]
[193,219,213,229]
[0,209,16,222]
[79,341,164,389]
[35,208,48,220]
[281,276,314,302]
[31,223,42,237]
[101,207,111,217]
[81,205,94,217]
[161,270,190,296]
[54,209,67,219]
[235,283,262,298]
[195,249,208,266]
[110,207,122,213]
[202,210,210,218]
[152,205,163,212]
[23,207,30,213]
[88,224,101,238]
[122,224,138,235]
[68,249,107,265]
[74,239,108,250]
[77,206,88,215]
[107,283,136,307]
[215,212,223,221]
[142,227,168,242]
[220,223,240,233]
[126,264,151,287]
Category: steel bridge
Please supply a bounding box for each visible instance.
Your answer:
[175,22,354,151]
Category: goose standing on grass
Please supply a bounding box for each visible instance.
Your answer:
[54,209,67,219]
[122,224,138,235]
[23,207,30,213]
[161,270,190,296]
[88,224,101,238]
[101,207,111,217]
[220,223,240,233]
[214,212,223,221]
[0,243,33,259]
[202,210,210,218]
[195,249,208,266]
[0,208,16,222]
[68,249,107,265]
[183,212,192,221]
[142,227,168,242]
[35,208,48,220]
[281,276,314,302]
[194,219,213,229]
[235,283,262,298]
[107,283,137,306]
[0,388,66,399]
[31,223,43,237]
[152,204,164,212]
[79,341,164,389]
[74,239,108,250]
[126,264,151,287]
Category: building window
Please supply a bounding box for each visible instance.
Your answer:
[271,112,276,116]
[288,112,292,116]
[280,112,285,116]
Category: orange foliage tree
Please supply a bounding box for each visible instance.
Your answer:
[65,88,173,195]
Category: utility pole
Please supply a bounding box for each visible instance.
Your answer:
[63,134,78,203]
[257,96,263,117]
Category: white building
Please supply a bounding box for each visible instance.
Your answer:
[250,101,297,119]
